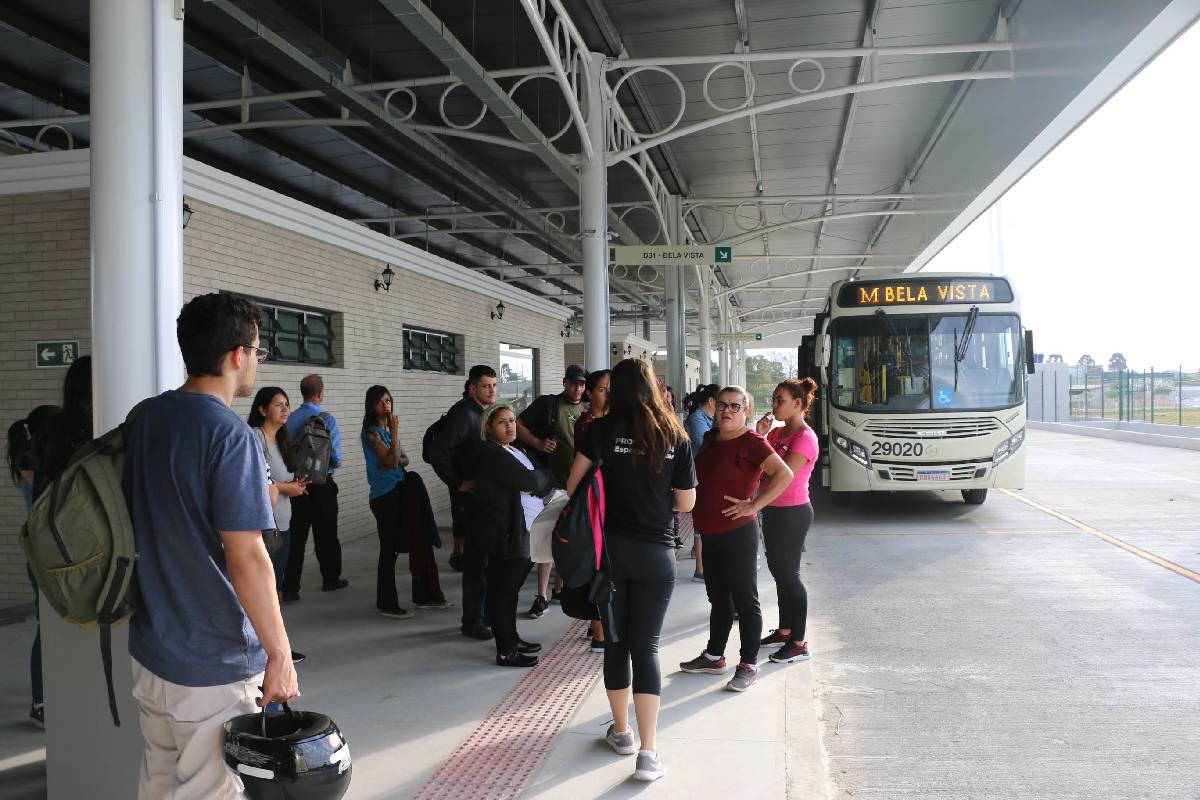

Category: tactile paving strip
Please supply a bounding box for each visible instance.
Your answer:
[412,619,599,799]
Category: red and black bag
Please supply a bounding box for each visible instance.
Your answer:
[552,455,617,639]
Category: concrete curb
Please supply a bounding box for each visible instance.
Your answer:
[1029,420,1200,452]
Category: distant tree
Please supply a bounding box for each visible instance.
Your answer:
[1107,353,1127,372]
[1077,354,1095,367]
[1046,354,1064,363]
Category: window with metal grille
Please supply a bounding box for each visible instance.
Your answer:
[250,299,336,366]
[404,326,462,374]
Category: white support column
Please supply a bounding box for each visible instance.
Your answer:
[696,265,712,385]
[663,260,681,400]
[44,3,184,797]
[717,299,729,386]
[580,52,610,371]
[663,195,685,404]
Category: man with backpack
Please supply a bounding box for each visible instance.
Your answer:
[425,364,497,639]
[281,374,347,600]
[125,293,299,798]
[516,363,588,618]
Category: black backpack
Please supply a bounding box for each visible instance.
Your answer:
[421,412,450,465]
[292,412,333,484]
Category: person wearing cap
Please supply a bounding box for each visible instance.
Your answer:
[516,363,589,618]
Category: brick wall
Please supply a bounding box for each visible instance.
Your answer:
[0,191,565,607]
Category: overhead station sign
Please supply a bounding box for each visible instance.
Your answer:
[714,332,762,342]
[610,246,733,266]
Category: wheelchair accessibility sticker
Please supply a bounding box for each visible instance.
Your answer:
[936,389,954,406]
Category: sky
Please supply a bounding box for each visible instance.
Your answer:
[923,19,1200,371]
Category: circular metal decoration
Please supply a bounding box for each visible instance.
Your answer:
[439,82,488,131]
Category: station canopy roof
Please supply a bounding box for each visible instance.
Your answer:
[0,0,1189,343]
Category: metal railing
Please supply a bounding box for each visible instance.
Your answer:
[1067,367,1200,427]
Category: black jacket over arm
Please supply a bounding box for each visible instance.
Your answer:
[427,398,483,489]
[472,440,552,559]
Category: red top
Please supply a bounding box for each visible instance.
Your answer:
[573,410,597,445]
[693,429,776,534]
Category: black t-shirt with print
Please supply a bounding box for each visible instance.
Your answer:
[578,416,697,547]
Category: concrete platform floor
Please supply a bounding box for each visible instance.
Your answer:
[1,428,1198,798]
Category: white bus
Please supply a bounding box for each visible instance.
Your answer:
[801,274,1035,505]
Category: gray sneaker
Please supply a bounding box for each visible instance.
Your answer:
[725,663,758,692]
[605,724,637,755]
[633,750,666,782]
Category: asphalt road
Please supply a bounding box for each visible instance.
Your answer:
[806,429,1200,799]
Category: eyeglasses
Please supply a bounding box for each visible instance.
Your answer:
[242,345,269,364]
[715,401,745,413]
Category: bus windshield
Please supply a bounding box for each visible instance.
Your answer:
[831,313,1024,413]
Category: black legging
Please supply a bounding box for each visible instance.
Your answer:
[368,484,406,610]
[603,534,676,696]
[486,557,533,655]
[761,504,813,642]
[699,519,762,665]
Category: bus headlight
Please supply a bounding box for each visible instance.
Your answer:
[993,428,1025,466]
[834,432,870,468]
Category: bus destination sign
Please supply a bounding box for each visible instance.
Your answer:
[837,277,1013,308]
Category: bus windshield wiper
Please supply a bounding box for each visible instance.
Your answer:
[952,306,980,391]
[954,306,980,363]
[874,307,899,339]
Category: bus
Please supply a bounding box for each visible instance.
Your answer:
[800,274,1035,505]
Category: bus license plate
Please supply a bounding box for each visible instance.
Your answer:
[916,470,950,482]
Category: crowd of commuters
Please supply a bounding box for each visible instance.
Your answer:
[8,290,823,791]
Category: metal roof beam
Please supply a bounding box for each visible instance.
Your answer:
[378,0,577,188]
[203,0,581,265]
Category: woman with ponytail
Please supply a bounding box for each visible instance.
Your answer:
[567,358,697,782]
[754,377,820,664]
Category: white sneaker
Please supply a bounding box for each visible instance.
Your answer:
[633,750,667,782]
[605,724,637,755]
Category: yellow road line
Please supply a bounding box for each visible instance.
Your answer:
[999,489,1200,584]
[815,530,1073,537]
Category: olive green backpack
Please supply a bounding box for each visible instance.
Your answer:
[20,401,147,726]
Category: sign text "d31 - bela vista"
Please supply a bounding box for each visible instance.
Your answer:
[610,246,732,266]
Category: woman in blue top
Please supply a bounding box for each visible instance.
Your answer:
[681,383,720,580]
[362,384,416,620]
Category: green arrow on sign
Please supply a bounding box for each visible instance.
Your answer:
[715,247,732,263]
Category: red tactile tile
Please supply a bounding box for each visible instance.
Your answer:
[412,620,599,800]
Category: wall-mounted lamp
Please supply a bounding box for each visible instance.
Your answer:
[560,320,573,338]
[491,301,505,320]
[182,201,193,229]
[374,264,395,292]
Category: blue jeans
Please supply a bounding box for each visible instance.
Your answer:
[269,529,291,590]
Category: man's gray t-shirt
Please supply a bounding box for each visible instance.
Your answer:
[127,390,275,687]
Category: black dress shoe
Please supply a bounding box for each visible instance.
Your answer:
[461,623,494,640]
[516,639,542,654]
[321,579,349,592]
[291,651,306,664]
[281,592,300,603]
[496,651,539,667]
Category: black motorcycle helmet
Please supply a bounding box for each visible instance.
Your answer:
[223,704,352,800]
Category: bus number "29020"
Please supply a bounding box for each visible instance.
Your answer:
[870,441,924,457]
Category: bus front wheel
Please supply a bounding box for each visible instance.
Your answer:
[961,489,988,505]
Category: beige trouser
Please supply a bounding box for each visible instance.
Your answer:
[131,658,263,800]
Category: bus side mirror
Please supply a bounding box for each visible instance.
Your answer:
[1024,330,1036,374]
[815,334,832,369]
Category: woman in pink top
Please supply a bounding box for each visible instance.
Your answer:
[754,378,820,664]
